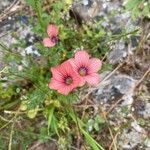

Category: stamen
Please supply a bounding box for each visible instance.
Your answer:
[51,36,58,43]
[64,76,73,85]
[78,67,88,76]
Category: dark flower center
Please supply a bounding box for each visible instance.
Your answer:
[64,76,73,85]
[51,36,58,43]
[78,67,88,76]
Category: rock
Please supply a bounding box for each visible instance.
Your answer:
[108,40,128,65]
[25,46,41,57]
[72,0,137,32]
[94,74,136,105]
[0,0,12,12]
[108,107,128,126]
[131,121,145,133]
[118,127,146,149]
[138,102,150,119]
[0,16,41,68]
[72,0,100,22]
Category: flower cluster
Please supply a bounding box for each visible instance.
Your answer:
[49,51,102,95]
[43,24,102,95]
[43,24,59,47]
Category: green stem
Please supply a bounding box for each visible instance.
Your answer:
[34,0,44,29]
[0,42,22,58]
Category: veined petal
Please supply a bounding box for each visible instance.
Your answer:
[60,60,77,76]
[51,66,63,81]
[74,50,90,67]
[72,72,84,86]
[88,58,102,73]
[58,86,73,95]
[68,58,78,72]
[85,73,101,86]
[47,24,58,37]
[49,78,64,90]
[43,38,56,47]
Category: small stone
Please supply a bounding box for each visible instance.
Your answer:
[131,107,135,111]
[82,0,89,6]
[138,102,150,119]
[18,65,23,71]
[25,46,34,55]
[131,121,145,133]
[8,17,11,20]
[118,128,146,149]
[108,40,127,65]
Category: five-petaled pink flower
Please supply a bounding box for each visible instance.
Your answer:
[69,50,102,86]
[49,61,82,95]
[43,24,59,47]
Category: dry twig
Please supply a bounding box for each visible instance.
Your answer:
[0,0,22,22]
[135,67,150,87]
[101,108,118,150]
[109,131,120,150]
[106,98,123,115]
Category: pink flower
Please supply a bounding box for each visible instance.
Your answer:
[49,61,82,95]
[43,24,59,47]
[69,50,102,86]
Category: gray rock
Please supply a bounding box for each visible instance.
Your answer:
[25,46,41,57]
[72,0,100,22]
[94,74,136,105]
[0,0,11,12]
[131,121,145,133]
[138,102,150,119]
[108,40,128,65]
[118,128,146,149]
[0,16,41,68]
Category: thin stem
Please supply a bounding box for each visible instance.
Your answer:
[34,0,44,29]
[68,97,87,150]
[0,42,22,58]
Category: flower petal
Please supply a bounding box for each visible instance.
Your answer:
[49,78,64,90]
[58,86,73,95]
[68,58,78,72]
[88,58,102,74]
[43,38,55,47]
[72,72,84,87]
[74,50,90,67]
[51,66,63,82]
[85,73,101,86]
[47,24,58,37]
[78,79,86,86]
[60,60,77,76]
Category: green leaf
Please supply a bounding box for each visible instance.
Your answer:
[47,107,55,135]
[27,89,46,109]
[125,0,141,10]
[25,0,34,7]
[51,115,59,136]
[81,128,105,150]
[68,107,104,150]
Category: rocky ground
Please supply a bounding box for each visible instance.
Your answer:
[0,0,150,150]
[73,0,150,149]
